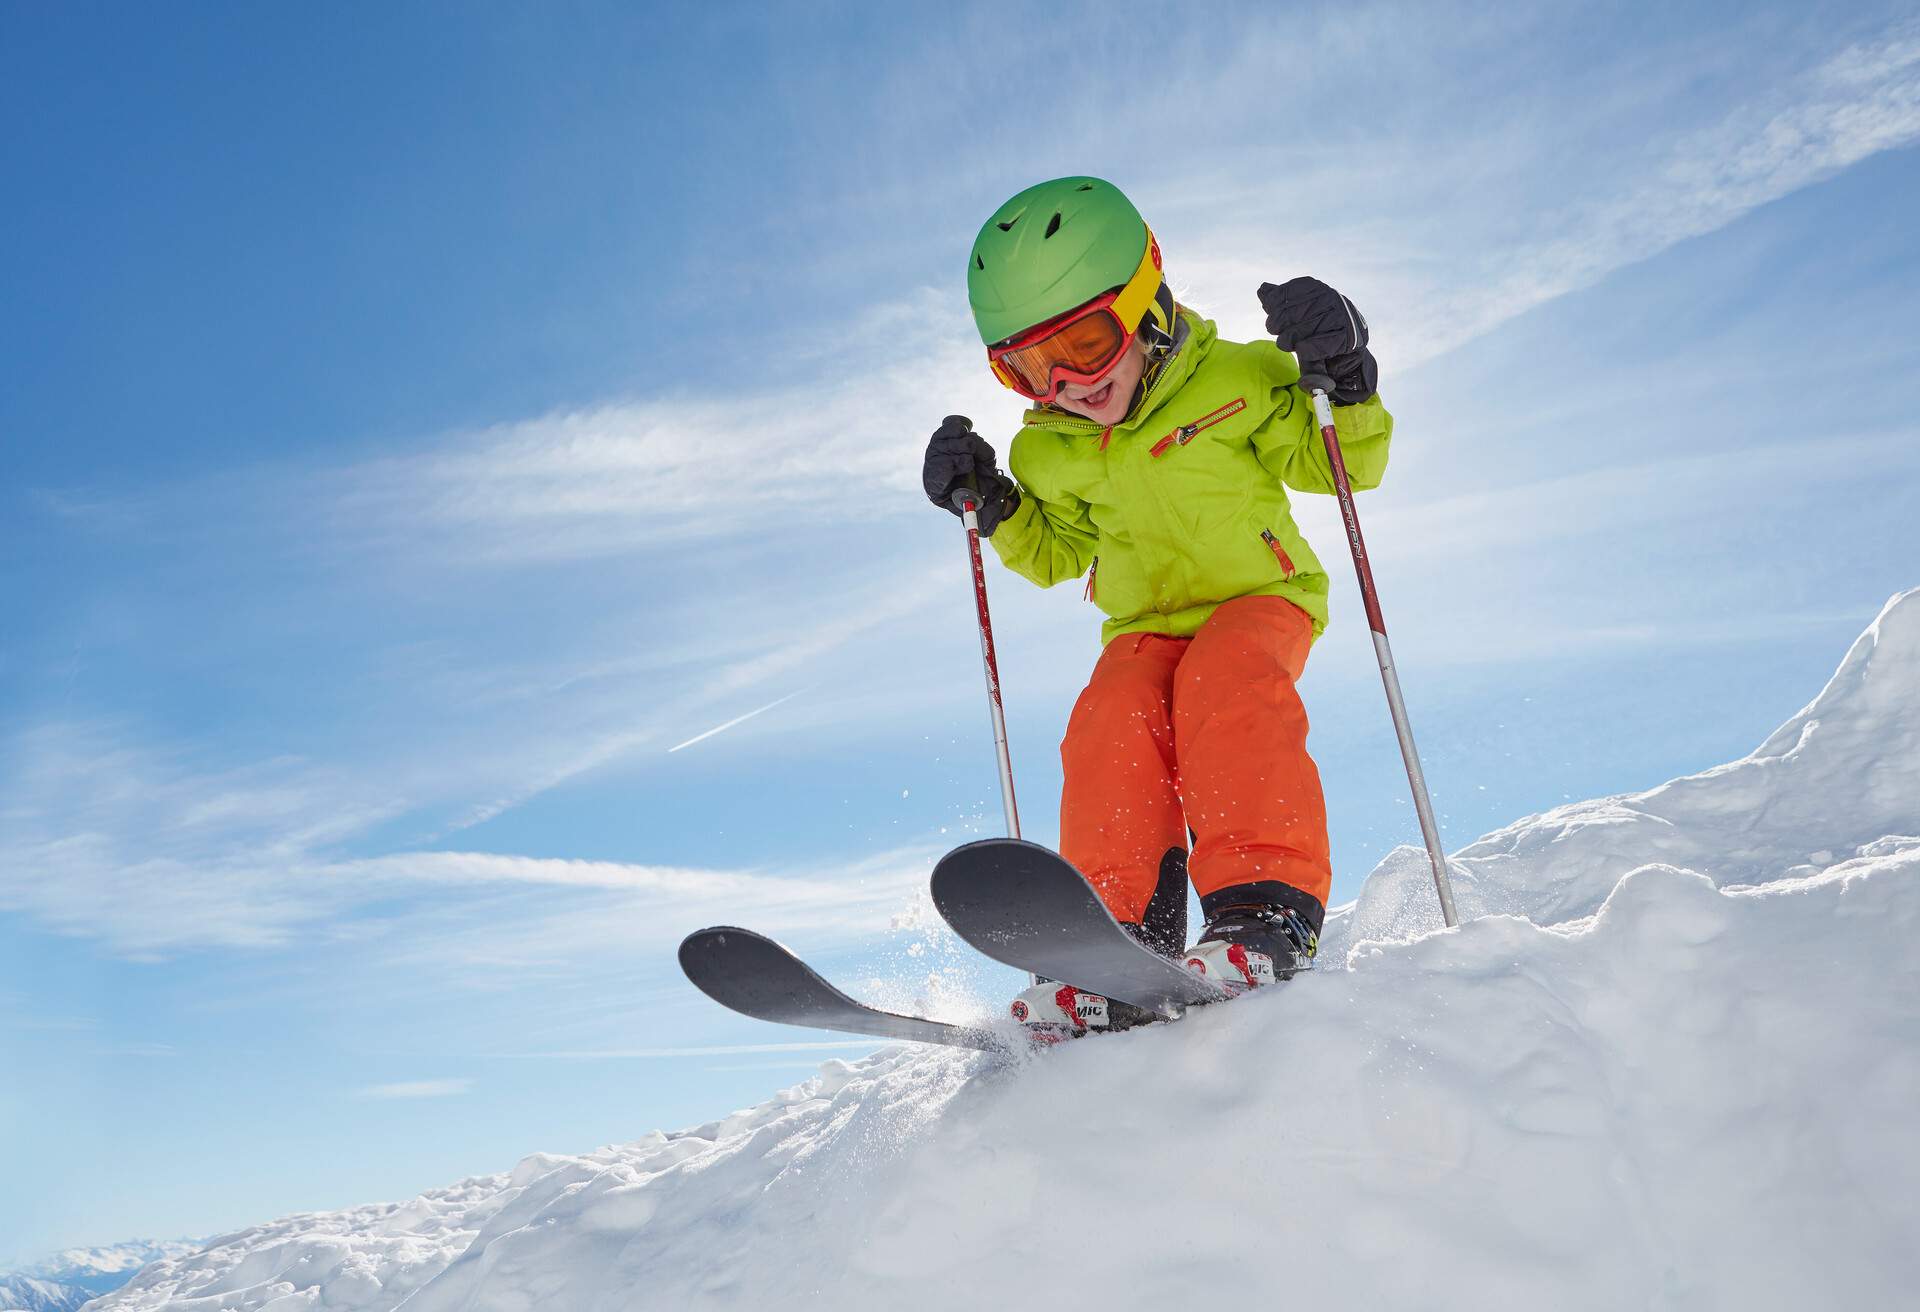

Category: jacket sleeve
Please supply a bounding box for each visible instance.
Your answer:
[1250,390,1394,494]
[987,439,1098,588]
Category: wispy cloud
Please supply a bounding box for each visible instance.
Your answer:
[288,18,1920,579]
[0,714,941,955]
[327,300,1006,564]
[356,1079,472,1100]
[1174,19,1920,370]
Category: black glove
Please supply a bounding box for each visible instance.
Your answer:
[922,415,1020,536]
[1257,277,1378,404]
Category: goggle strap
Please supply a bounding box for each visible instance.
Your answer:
[1145,282,1176,345]
[1108,227,1163,335]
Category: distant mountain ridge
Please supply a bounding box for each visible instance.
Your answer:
[3,1240,202,1307]
[0,1274,92,1312]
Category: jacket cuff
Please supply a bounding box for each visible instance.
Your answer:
[986,484,1040,555]
[1326,347,1378,405]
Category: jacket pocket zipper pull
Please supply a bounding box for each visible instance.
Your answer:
[1262,529,1296,578]
[1150,425,1194,458]
[1149,398,1245,457]
[1084,556,1099,602]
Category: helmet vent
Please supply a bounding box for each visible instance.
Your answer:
[997,217,1018,232]
[1044,211,1062,239]
[975,253,985,270]
[1076,182,1094,191]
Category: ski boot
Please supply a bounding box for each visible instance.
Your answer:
[1008,978,1158,1044]
[1182,903,1318,995]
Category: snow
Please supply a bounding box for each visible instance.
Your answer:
[92,590,1920,1311]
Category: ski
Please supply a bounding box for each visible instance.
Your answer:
[931,839,1229,1016]
[678,926,1005,1053]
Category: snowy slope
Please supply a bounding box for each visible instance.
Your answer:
[95,591,1920,1311]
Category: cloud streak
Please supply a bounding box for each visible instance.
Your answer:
[668,690,804,753]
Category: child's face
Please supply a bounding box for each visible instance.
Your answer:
[1053,339,1148,426]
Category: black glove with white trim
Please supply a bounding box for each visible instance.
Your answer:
[922,415,1020,536]
[1257,277,1378,404]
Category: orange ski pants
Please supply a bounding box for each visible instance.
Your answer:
[1060,595,1330,924]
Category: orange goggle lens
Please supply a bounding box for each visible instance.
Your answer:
[989,299,1130,401]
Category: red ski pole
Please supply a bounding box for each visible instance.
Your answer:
[951,483,1022,842]
[1299,368,1460,927]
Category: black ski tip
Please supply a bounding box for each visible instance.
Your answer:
[930,838,1078,910]
[678,925,793,996]
[677,921,1007,1053]
[678,924,755,969]
[934,837,1059,866]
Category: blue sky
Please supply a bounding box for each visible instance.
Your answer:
[4,0,1919,1261]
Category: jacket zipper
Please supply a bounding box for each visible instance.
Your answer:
[1084,556,1098,603]
[1149,397,1246,457]
[1261,529,1296,578]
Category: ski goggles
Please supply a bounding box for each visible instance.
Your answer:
[987,230,1163,403]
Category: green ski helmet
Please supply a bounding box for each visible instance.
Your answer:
[967,176,1176,352]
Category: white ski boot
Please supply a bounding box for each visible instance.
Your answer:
[1009,979,1158,1042]
[1009,979,1112,1042]
[1182,904,1317,994]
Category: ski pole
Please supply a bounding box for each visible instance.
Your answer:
[1299,368,1460,928]
[951,480,1022,842]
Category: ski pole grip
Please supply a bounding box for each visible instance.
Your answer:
[1296,362,1337,397]
[950,473,981,515]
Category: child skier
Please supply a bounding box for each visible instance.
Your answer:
[921,176,1392,1030]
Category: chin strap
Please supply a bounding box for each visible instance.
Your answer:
[1140,281,1178,356]
[1124,295,1187,420]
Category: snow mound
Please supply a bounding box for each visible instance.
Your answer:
[1334,586,1920,948]
[95,591,1920,1311]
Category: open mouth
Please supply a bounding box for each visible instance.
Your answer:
[1073,380,1114,410]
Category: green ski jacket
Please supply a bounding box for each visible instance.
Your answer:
[989,310,1394,645]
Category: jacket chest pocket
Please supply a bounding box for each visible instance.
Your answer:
[1135,396,1257,540]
